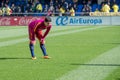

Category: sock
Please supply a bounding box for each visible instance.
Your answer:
[29,43,35,57]
[40,44,47,56]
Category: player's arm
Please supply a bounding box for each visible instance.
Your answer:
[43,26,52,38]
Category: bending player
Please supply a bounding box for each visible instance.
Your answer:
[28,16,52,60]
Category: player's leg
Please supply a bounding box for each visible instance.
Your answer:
[29,41,36,60]
[36,30,51,59]
[28,26,36,60]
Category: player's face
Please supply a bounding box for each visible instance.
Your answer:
[44,21,50,27]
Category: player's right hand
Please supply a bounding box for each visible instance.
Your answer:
[41,38,45,44]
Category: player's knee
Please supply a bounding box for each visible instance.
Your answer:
[40,41,45,44]
[30,40,36,45]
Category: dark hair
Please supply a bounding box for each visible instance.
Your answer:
[45,16,51,22]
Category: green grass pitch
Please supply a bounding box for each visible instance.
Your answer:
[0,26,120,80]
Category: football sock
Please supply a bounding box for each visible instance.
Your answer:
[40,44,47,56]
[29,43,35,57]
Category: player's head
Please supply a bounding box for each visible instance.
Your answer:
[44,16,51,27]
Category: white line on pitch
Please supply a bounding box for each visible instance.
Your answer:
[0,26,110,47]
[56,45,120,80]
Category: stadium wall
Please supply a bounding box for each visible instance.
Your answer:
[0,16,120,26]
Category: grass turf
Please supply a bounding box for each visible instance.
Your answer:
[0,26,120,80]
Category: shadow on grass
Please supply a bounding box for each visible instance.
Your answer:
[0,57,31,60]
[71,63,120,67]
[116,78,120,80]
[104,42,120,45]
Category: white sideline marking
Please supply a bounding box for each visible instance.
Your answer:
[49,26,105,37]
[51,26,90,32]
[56,45,120,80]
[0,26,88,39]
[0,26,109,47]
[0,28,28,39]
[0,38,28,47]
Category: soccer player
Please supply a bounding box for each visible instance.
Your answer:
[28,16,52,60]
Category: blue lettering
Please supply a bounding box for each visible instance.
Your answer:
[56,16,68,26]
[56,17,103,26]
[69,18,74,24]
[79,18,102,25]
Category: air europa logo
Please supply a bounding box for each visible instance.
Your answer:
[56,16,68,25]
[56,16,102,25]
[69,18,102,25]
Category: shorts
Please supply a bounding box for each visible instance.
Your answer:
[28,24,43,42]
